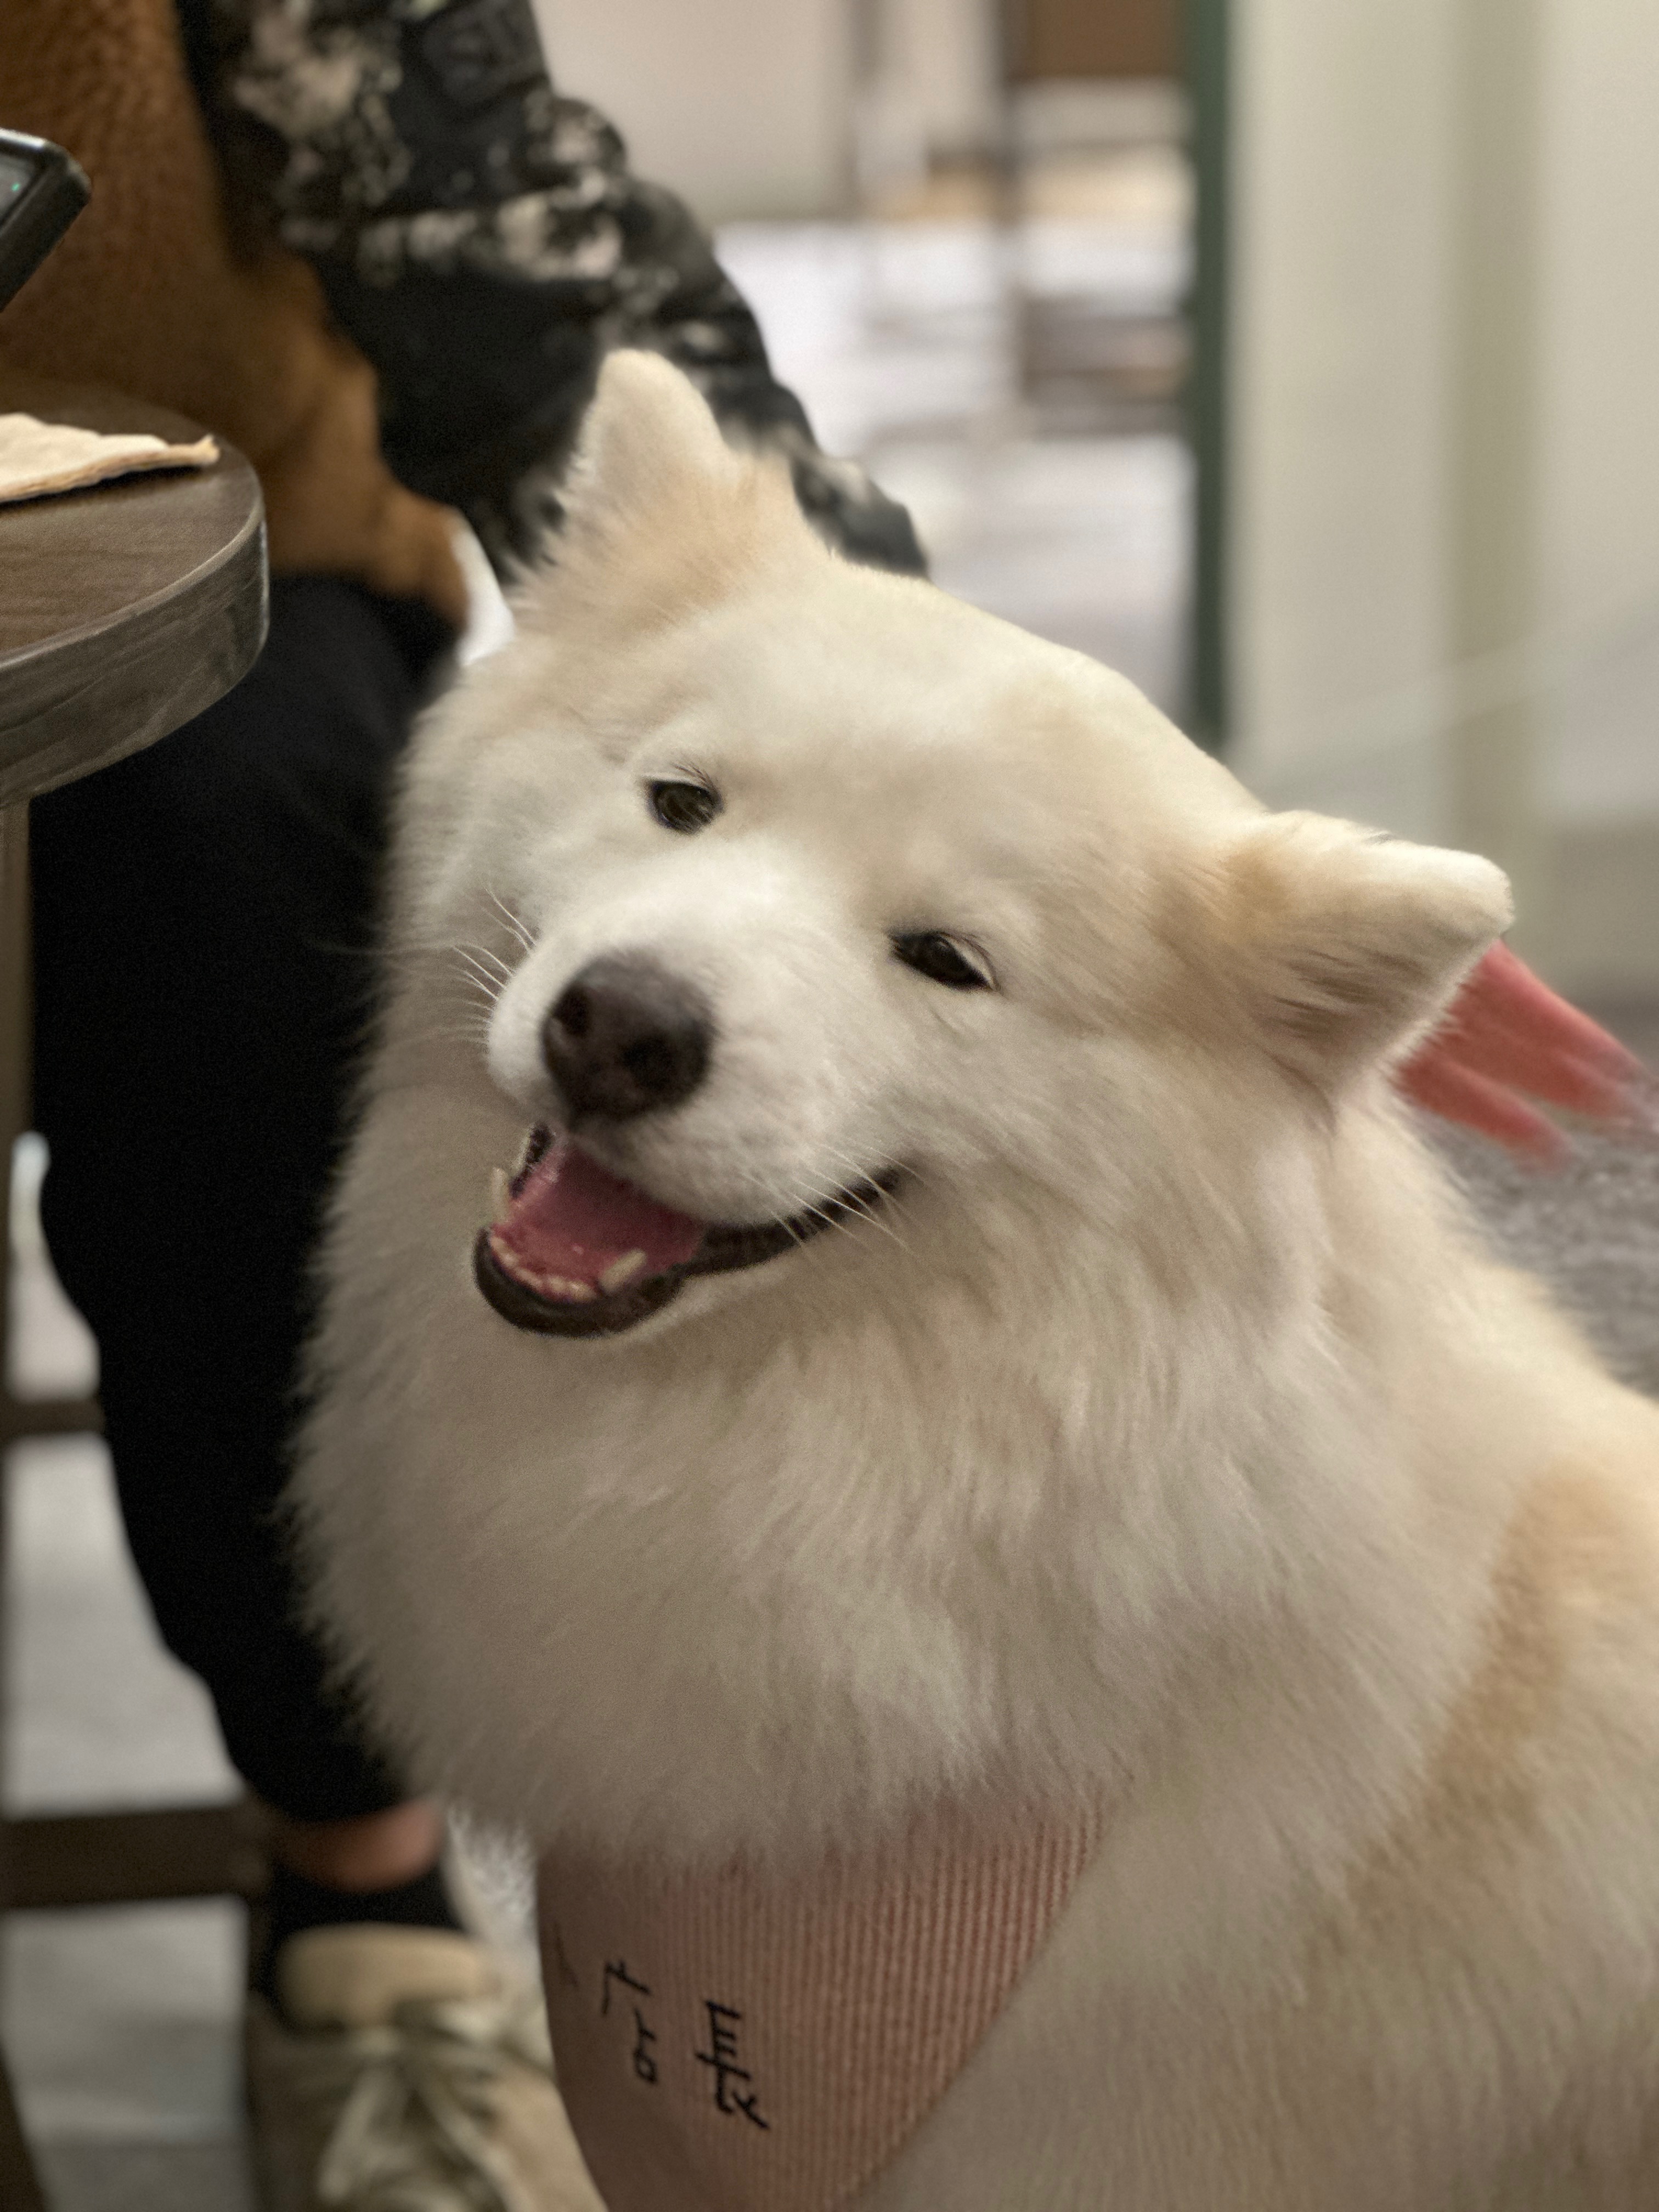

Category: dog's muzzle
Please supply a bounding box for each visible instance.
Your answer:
[475,1128,900,1338]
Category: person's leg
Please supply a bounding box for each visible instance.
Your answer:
[30,574,451,1885]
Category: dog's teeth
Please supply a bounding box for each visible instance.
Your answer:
[599,1250,647,1294]
[511,1127,540,1178]
[489,1168,511,1222]
[546,1275,597,1304]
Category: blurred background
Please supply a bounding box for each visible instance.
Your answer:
[7,0,1659,2203]
[540,0,1659,998]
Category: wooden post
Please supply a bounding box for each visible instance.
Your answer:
[1448,0,1550,950]
[0,802,48,2212]
[1186,0,1229,754]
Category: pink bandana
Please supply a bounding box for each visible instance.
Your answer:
[538,1801,1101,2211]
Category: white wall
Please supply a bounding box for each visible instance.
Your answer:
[530,0,1005,220]
[1230,0,1659,991]
[877,0,1000,161]
[1229,0,1458,845]
[1537,0,1659,827]
[530,0,853,222]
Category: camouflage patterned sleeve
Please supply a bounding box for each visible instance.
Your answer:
[180,0,926,577]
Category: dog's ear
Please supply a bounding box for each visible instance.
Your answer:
[566,351,737,528]
[534,352,805,616]
[1202,811,1512,1092]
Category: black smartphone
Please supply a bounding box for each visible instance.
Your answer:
[0,128,90,313]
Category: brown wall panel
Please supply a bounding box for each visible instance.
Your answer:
[1006,0,1183,82]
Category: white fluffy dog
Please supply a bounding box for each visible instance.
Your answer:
[296,353,1659,2210]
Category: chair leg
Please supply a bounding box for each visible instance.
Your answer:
[0,805,30,1273]
[0,2047,48,2212]
[0,803,48,2208]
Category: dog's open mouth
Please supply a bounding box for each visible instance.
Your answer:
[473,1127,899,1338]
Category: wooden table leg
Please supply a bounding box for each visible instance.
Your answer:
[0,800,49,2207]
[0,2046,47,2212]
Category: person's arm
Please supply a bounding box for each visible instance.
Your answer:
[0,0,470,625]
[183,0,924,578]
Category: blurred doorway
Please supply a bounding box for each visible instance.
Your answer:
[826,0,1226,742]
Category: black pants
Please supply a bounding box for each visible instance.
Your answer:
[30,578,450,1823]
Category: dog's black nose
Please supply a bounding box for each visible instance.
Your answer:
[543,956,713,1122]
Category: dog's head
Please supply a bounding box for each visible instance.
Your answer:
[410,353,1511,1343]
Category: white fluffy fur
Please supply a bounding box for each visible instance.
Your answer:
[296,353,1659,2208]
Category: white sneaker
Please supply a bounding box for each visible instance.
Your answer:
[245,1925,605,2212]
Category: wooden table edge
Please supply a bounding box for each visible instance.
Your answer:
[0,471,268,808]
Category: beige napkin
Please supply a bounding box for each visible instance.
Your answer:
[0,411,219,504]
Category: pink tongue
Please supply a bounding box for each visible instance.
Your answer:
[494,1137,704,1289]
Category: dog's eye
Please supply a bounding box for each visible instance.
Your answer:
[890,932,995,991]
[647,780,722,833]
